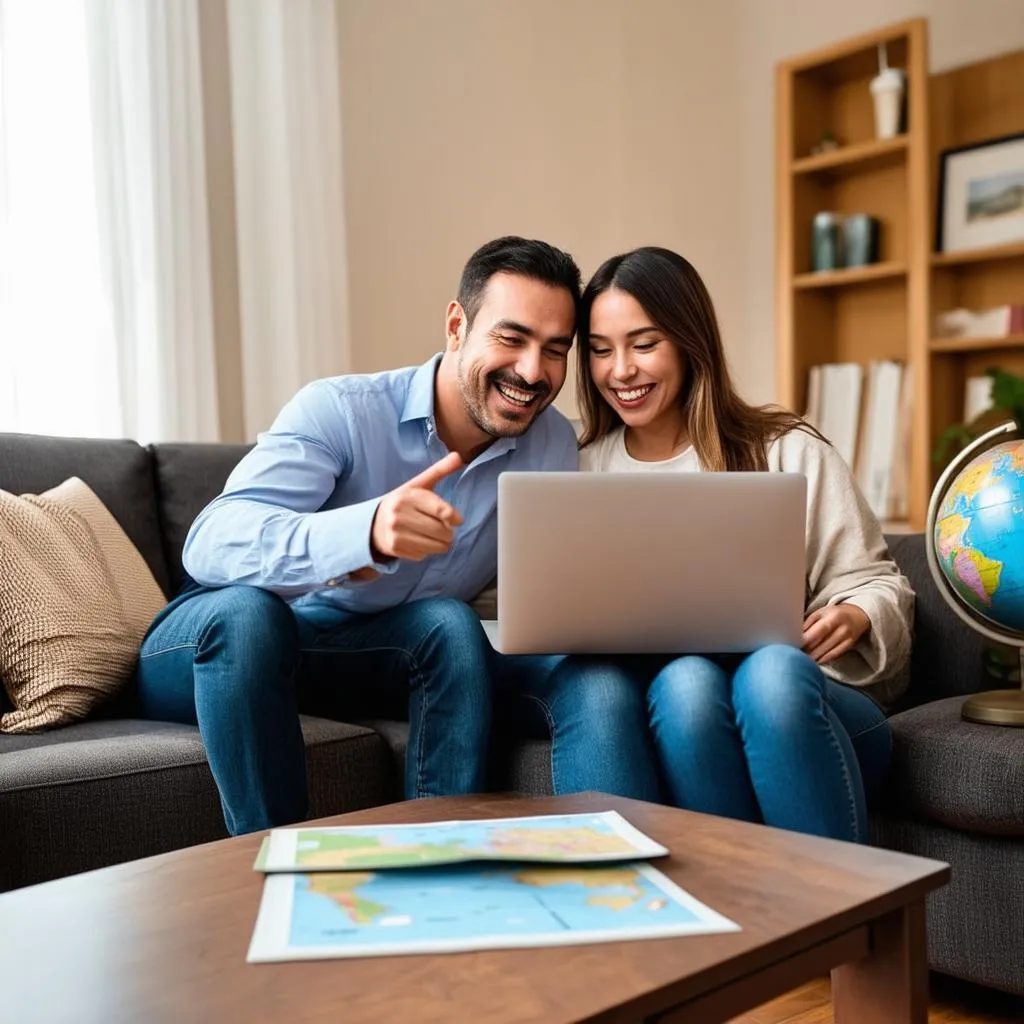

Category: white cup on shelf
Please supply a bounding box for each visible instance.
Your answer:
[870,44,905,140]
[870,68,904,139]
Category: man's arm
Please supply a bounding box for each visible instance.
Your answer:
[182,382,394,596]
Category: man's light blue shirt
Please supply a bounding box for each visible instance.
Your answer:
[182,354,579,616]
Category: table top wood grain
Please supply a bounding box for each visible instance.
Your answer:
[0,792,949,1023]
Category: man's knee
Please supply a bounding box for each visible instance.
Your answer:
[196,586,299,662]
[411,597,487,650]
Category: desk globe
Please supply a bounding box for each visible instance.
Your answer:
[926,421,1024,725]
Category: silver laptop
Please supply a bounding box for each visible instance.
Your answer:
[483,471,807,655]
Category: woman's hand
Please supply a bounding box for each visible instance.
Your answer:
[801,604,870,665]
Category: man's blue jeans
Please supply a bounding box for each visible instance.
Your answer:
[137,585,494,835]
[647,644,892,842]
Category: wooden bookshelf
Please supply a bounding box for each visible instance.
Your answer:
[777,22,1024,530]
[927,48,1024,507]
[792,134,908,176]
[930,240,1024,267]
[776,19,929,529]
[929,334,1024,354]
[792,262,907,289]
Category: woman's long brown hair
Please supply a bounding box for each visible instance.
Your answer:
[577,247,822,471]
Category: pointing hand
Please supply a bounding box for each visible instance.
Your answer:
[370,452,465,562]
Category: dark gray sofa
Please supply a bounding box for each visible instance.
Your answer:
[0,433,1021,996]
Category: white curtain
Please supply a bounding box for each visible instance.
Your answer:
[0,0,122,437]
[0,0,219,442]
[227,0,351,437]
[2,0,350,443]
[84,0,220,442]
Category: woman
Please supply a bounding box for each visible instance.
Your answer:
[575,246,914,843]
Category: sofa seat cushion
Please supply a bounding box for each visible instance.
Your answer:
[361,718,554,797]
[0,716,396,891]
[885,696,1024,836]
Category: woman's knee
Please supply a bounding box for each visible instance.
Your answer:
[553,659,648,726]
[732,644,823,723]
[647,656,729,732]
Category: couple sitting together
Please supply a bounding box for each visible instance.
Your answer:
[137,236,914,846]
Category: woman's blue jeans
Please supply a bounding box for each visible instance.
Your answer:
[137,584,495,836]
[647,644,892,842]
[493,654,663,803]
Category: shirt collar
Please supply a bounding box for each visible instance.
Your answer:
[400,354,442,424]
[399,352,519,458]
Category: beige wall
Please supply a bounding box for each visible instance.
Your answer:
[335,0,743,413]
[735,0,1024,404]
[334,0,1022,415]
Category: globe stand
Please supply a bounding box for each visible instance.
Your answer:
[961,648,1024,726]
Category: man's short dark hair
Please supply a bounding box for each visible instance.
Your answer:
[457,236,582,330]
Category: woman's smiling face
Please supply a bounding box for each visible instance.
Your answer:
[587,287,685,431]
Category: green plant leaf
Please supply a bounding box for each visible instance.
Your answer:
[931,367,1024,465]
[933,423,975,464]
[985,368,1024,433]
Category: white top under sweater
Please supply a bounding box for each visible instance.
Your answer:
[580,426,915,704]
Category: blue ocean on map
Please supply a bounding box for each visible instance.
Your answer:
[288,862,704,950]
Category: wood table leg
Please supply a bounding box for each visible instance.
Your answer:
[831,900,928,1024]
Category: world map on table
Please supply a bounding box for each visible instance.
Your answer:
[287,863,706,951]
[280,813,665,871]
[247,814,739,962]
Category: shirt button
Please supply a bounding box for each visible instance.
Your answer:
[325,578,340,588]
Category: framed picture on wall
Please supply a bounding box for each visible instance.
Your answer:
[936,132,1024,254]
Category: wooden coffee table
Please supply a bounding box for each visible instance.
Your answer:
[0,792,947,1023]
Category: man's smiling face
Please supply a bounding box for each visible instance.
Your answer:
[451,272,576,438]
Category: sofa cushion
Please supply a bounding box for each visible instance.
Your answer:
[885,695,1024,836]
[0,478,167,733]
[0,716,396,891]
[151,443,251,592]
[0,433,170,596]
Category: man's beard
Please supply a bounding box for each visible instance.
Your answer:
[458,363,551,439]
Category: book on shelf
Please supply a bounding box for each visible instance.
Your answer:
[934,305,1024,339]
[804,360,910,520]
[964,375,995,422]
[809,363,862,469]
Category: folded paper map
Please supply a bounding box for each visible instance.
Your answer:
[246,861,739,962]
[254,811,669,873]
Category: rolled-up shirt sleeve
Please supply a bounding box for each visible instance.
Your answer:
[182,382,397,596]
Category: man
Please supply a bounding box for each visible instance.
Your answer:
[136,236,581,835]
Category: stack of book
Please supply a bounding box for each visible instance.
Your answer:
[804,361,913,521]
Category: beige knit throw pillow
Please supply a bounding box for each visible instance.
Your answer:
[0,477,167,733]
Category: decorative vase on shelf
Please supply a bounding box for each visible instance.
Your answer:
[812,212,844,272]
[843,214,880,266]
